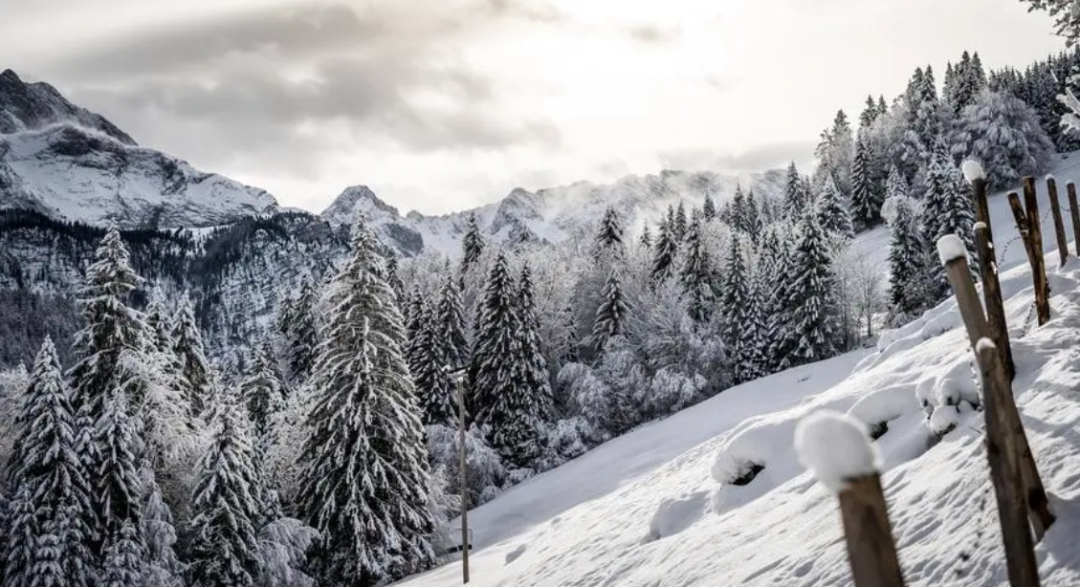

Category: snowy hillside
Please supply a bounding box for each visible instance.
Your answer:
[396,160,1080,587]
[321,168,787,257]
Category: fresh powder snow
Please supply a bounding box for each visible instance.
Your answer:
[936,234,969,265]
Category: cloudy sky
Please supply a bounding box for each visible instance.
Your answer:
[0,0,1067,215]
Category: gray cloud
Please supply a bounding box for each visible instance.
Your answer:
[660,141,817,174]
[44,0,560,179]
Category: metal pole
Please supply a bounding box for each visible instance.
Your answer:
[456,372,470,584]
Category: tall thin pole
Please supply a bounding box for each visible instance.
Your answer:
[456,372,470,584]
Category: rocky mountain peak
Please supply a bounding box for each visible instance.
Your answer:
[321,185,402,225]
[0,69,135,144]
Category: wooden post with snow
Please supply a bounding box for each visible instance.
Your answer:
[1067,182,1080,257]
[938,236,1056,543]
[795,412,905,587]
[965,161,994,243]
[1045,176,1069,268]
[975,340,1042,587]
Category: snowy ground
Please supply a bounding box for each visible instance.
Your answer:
[396,156,1080,587]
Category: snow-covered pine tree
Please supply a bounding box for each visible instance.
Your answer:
[470,254,548,468]
[145,299,174,354]
[514,264,555,425]
[859,95,881,129]
[5,336,95,587]
[385,254,406,302]
[674,202,688,241]
[462,213,485,272]
[781,213,840,369]
[172,297,213,417]
[66,228,150,551]
[286,279,319,383]
[887,197,931,319]
[186,389,263,587]
[416,315,456,428]
[101,521,145,587]
[241,342,288,446]
[679,217,714,324]
[745,190,762,241]
[703,190,717,221]
[5,487,37,587]
[435,273,469,371]
[592,207,625,261]
[139,466,184,587]
[650,219,679,284]
[274,294,296,342]
[742,265,770,382]
[592,269,630,353]
[783,162,808,219]
[404,284,425,344]
[815,180,855,242]
[761,228,795,372]
[815,110,855,198]
[953,89,1055,190]
[557,304,581,366]
[720,237,751,383]
[921,136,979,299]
[298,217,434,586]
[850,136,881,231]
[95,384,145,552]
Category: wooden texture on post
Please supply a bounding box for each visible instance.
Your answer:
[1067,182,1080,257]
[1046,177,1069,267]
[974,224,1015,380]
[1023,177,1051,326]
[1008,192,1034,265]
[970,177,994,243]
[976,343,1042,587]
[943,256,1056,541]
[837,474,906,587]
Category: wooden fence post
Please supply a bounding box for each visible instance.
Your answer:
[975,340,1042,587]
[1067,182,1080,257]
[1045,176,1069,268]
[938,237,1056,541]
[970,174,995,243]
[796,412,905,587]
[974,223,1015,380]
[1008,182,1051,326]
[838,475,906,587]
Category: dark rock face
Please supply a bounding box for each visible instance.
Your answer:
[0,69,136,144]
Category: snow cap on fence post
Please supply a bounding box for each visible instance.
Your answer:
[795,410,881,493]
[936,234,967,267]
[962,159,986,183]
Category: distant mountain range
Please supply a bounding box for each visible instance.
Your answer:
[0,67,785,257]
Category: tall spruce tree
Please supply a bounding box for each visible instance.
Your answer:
[783,162,807,219]
[462,213,485,272]
[650,219,679,284]
[720,237,750,382]
[850,136,881,230]
[592,269,629,353]
[679,217,714,324]
[186,390,263,587]
[921,137,978,298]
[514,264,554,424]
[385,255,406,303]
[286,279,319,383]
[470,254,549,467]
[815,180,855,242]
[240,342,287,446]
[436,273,469,370]
[101,521,145,587]
[95,385,144,553]
[5,337,94,587]
[592,207,625,261]
[703,190,717,221]
[172,297,212,417]
[297,218,435,586]
[781,213,840,368]
[67,228,148,551]
[887,197,931,318]
[673,202,688,241]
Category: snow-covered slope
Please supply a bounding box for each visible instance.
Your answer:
[396,161,1080,587]
[322,169,788,257]
[0,69,278,228]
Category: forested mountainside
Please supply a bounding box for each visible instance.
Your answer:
[0,209,346,369]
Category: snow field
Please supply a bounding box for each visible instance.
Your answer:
[396,160,1080,586]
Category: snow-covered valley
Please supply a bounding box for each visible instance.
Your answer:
[396,159,1080,587]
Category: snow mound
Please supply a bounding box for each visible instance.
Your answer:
[794,411,881,493]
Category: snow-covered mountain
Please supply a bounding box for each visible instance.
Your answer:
[322,169,788,257]
[0,69,278,228]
